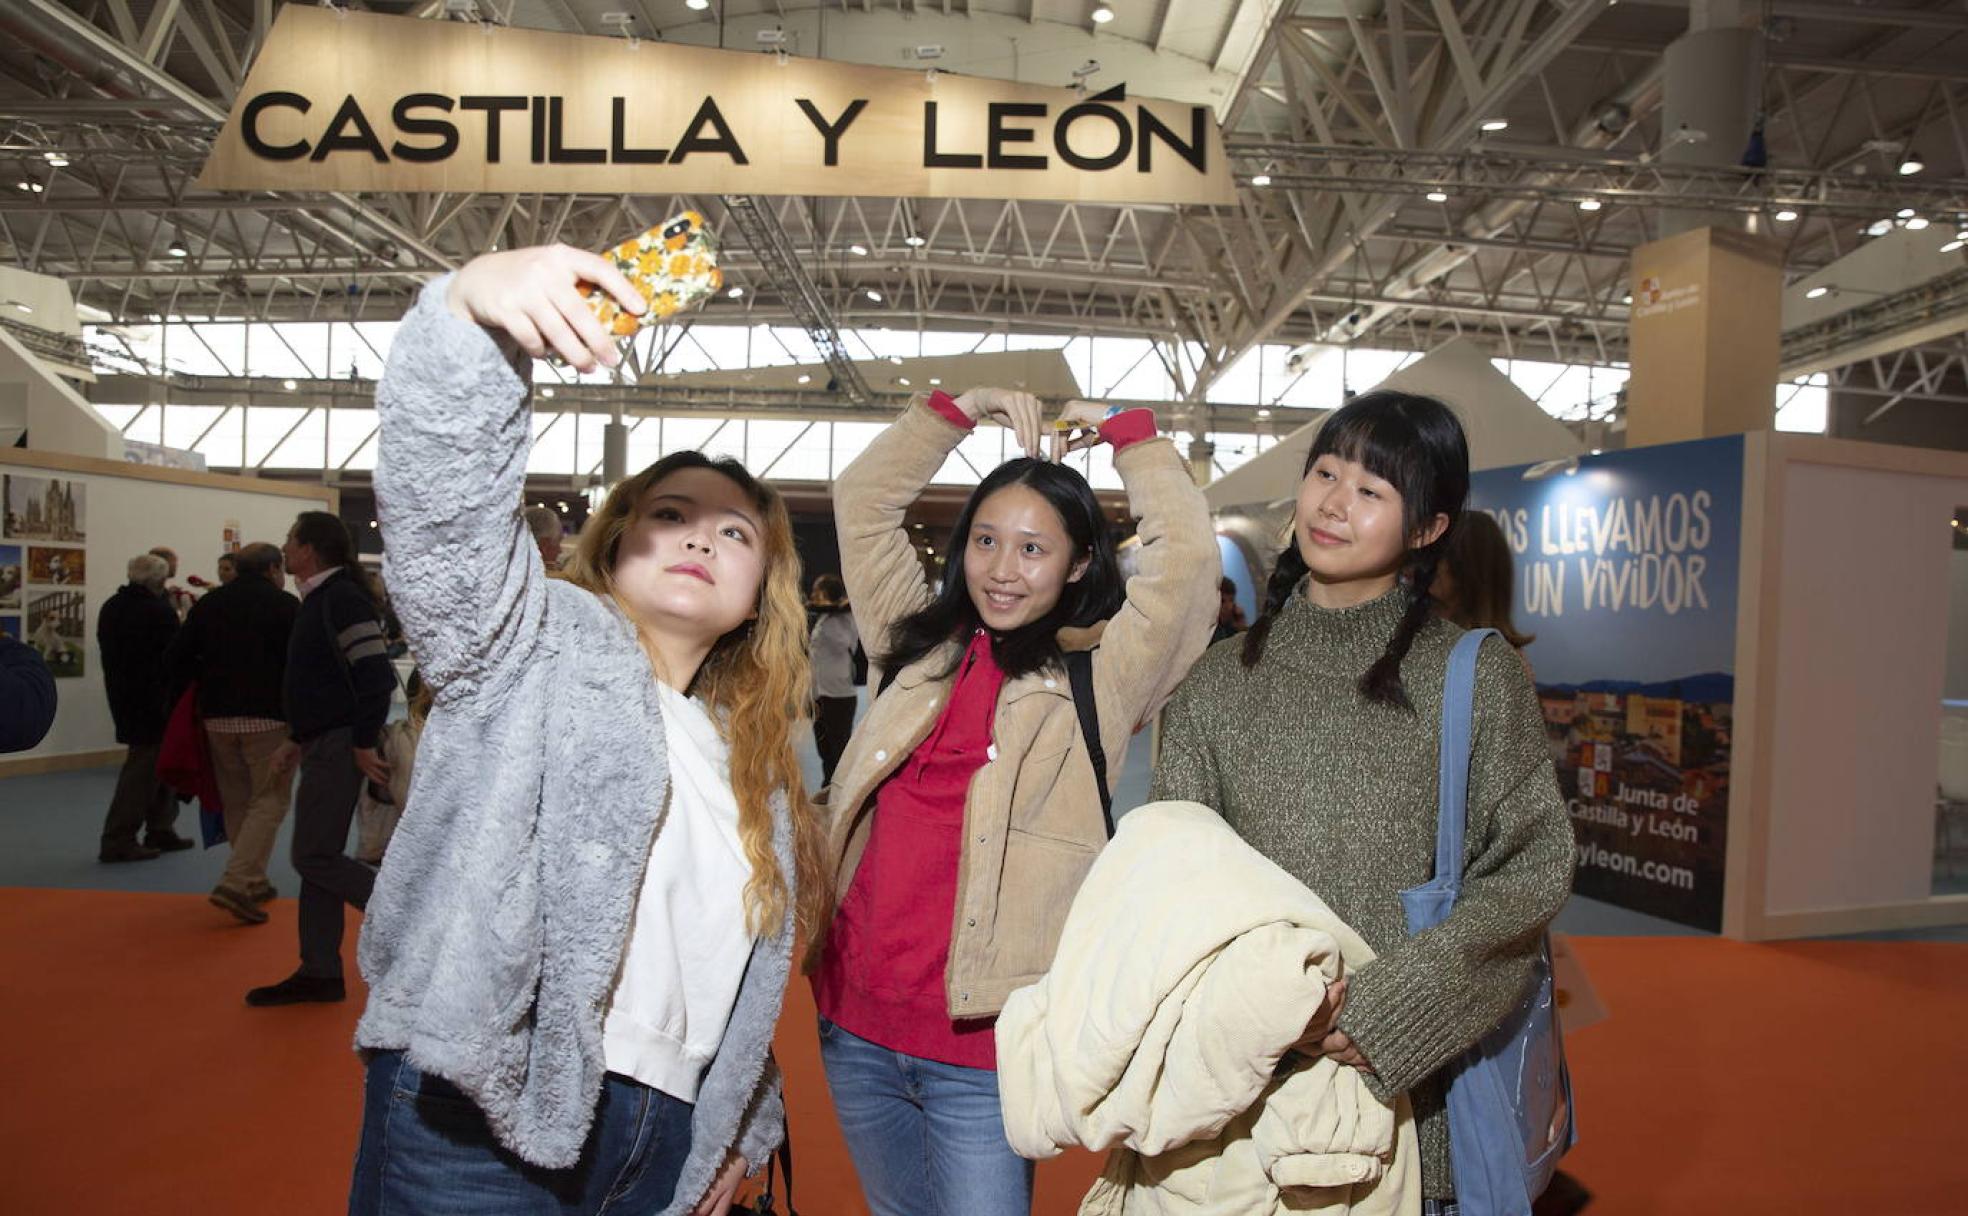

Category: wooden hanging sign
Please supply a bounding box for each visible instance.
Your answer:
[196,7,1237,206]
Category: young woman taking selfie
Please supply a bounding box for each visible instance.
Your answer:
[352,244,823,1216]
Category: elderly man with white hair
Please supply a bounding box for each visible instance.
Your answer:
[97,551,188,862]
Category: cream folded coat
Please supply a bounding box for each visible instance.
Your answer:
[996,801,1420,1216]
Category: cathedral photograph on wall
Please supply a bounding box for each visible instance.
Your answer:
[3,474,87,544]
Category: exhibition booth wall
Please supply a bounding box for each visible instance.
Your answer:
[1466,432,1968,940]
[0,446,335,776]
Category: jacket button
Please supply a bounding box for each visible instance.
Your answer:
[875,749,887,762]
[960,993,969,1002]
[966,917,976,927]
[976,834,986,843]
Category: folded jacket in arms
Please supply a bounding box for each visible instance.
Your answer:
[996,800,1419,1216]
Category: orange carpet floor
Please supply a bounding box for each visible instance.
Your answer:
[2,887,1962,1215]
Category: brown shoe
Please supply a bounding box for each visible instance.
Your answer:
[209,886,270,924]
[249,883,278,903]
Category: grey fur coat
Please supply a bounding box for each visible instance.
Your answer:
[357,275,789,1208]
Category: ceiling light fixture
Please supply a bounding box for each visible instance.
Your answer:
[1091,4,1115,23]
[1804,285,1830,299]
[1899,150,1925,176]
[929,377,941,385]
[1250,173,1271,187]
[685,0,709,9]
[167,235,189,257]
[1866,219,1893,236]
[727,285,745,298]
[541,386,555,398]
[43,152,67,168]
[897,377,911,386]
[866,289,884,302]
[1943,239,1967,254]
[888,355,903,365]
[848,243,869,256]
[1577,198,1602,211]
[1774,209,1798,222]
[1479,118,1509,133]
[283,378,298,390]
[904,234,926,247]
[1906,216,1930,231]
[1425,190,1449,203]
[1897,207,1917,219]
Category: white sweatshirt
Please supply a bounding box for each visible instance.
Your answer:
[601,682,755,1102]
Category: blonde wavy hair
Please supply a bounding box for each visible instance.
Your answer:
[563,452,826,942]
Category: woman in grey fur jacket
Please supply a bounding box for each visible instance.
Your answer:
[352,244,826,1216]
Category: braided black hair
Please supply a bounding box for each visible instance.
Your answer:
[1239,390,1469,712]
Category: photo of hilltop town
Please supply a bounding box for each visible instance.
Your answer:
[1538,672,1732,931]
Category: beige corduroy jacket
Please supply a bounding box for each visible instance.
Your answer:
[803,400,1218,1018]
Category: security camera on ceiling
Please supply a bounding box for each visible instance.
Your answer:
[1071,60,1101,80]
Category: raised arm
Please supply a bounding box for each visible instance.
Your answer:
[1079,411,1220,758]
[374,246,644,706]
[832,387,1041,669]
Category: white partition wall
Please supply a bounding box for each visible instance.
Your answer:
[0,448,334,775]
[1729,434,1968,938]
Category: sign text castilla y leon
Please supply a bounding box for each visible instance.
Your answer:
[197,7,1237,207]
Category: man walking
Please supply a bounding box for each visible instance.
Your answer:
[97,553,188,861]
[246,513,395,1006]
[167,542,299,924]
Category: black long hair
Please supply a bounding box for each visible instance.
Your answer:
[882,458,1125,681]
[1240,390,1470,710]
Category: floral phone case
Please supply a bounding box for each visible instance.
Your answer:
[579,210,723,337]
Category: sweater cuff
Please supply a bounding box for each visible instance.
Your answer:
[923,390,975,431]
[1098,408,1157,451]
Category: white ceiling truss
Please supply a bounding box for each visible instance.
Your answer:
[1,0,1966,431]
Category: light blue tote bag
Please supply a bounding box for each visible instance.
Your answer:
[1400,629,1577,1216]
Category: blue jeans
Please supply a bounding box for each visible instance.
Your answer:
[349,1050,693,1215]
[817,1017,1033,1216]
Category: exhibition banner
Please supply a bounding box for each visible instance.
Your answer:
[197,7,1236,206]
[1469,435,1744,931]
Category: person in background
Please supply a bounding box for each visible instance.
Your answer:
[215,552,239,586]
[1210,575,1248,646]
[809,573,859,788]
[1431,511,1535,652]
[97,553,189,862]
[353,671,432,866]
[0,634,57,753]
[244,512,395,1006]
[149,546,194,617]
[525,503,566,570]
[167,541,300,924]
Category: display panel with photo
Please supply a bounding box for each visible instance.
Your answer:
[3,474,87,543]
[0,544,20,609]
[25,589,85,678]
[26,546,85,586]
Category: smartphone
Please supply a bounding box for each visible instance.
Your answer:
[578,211,724,337]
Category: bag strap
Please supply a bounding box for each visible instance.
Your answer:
[1433,628,1496,889]
[1064,647,1113,835]
[874,646,1111,833]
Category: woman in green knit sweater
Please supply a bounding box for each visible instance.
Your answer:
[1151,390,1575,1213]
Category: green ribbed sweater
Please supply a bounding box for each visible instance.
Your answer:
[1151,585,1574,1199]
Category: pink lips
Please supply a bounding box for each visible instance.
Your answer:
[1307,527,1347,547]
[666,562,713,584]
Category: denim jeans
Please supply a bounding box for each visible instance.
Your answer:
[349,1050,693,1216]
[817,1016,1033,1216]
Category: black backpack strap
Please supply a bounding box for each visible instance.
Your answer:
[875,663,898,698]
[1064,648,1112,836]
